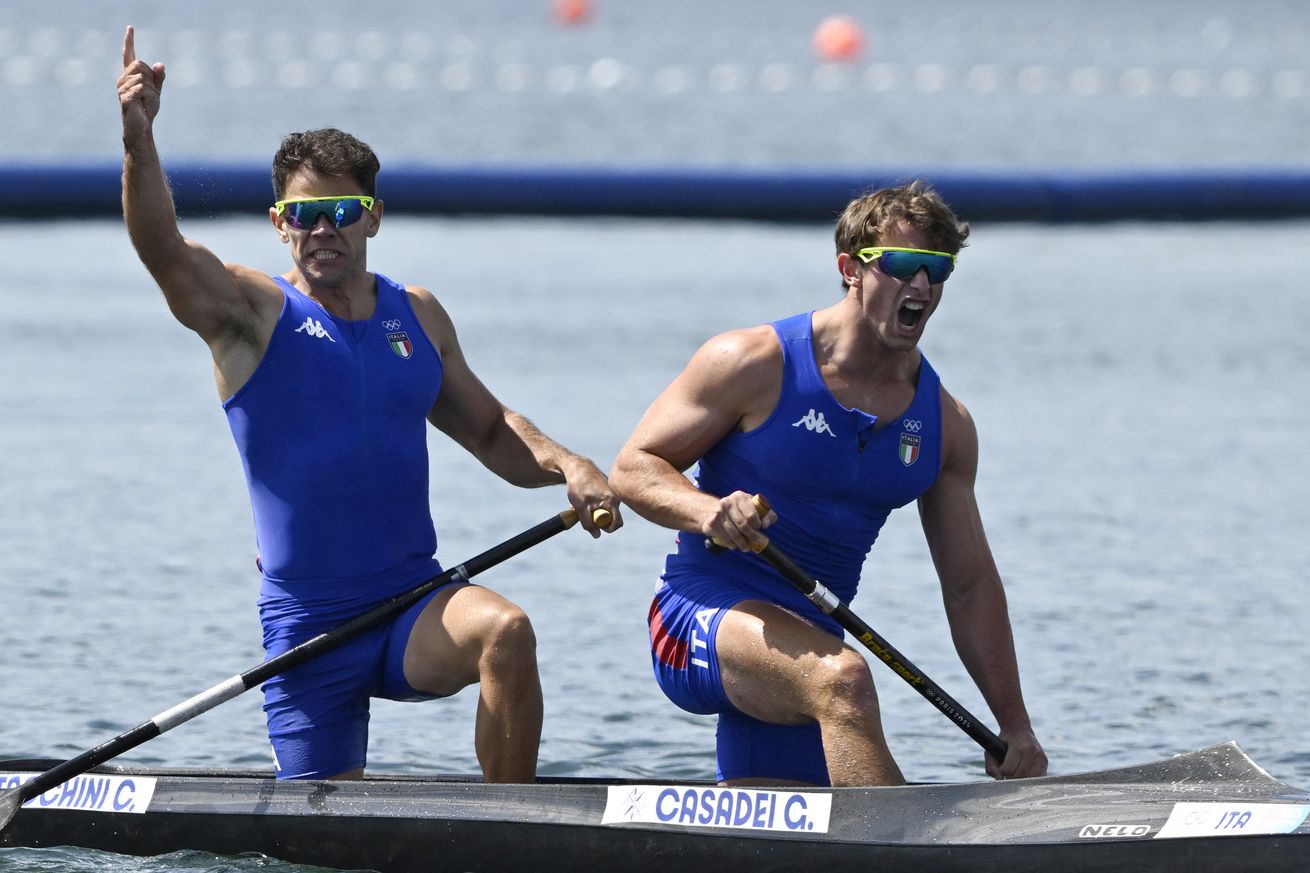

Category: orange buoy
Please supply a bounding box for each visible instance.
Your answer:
[552,0,593,26]
[813,15,866,62]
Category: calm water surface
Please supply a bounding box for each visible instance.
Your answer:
[3,1,1310,870]
[2,218,1309,840]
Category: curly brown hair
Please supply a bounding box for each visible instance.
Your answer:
[271,128,381,201]
[833,180,969,289]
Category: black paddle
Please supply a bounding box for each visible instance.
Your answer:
[709,496,1007,764]
[0,506,609,831]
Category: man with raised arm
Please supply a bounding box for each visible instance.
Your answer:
[610,182,1046,786]
[116,26,620,782]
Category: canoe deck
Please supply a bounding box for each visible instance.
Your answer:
[3,742,1308,873]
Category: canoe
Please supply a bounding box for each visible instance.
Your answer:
[2,741,1308,873]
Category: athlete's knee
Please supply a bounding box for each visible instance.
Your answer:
[811,651,878,719]
[479,603,537,667]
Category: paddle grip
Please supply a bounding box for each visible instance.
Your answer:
[704,493,772,553]
[561,507,615,531]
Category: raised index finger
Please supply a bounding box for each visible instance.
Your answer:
[122,25,135,68]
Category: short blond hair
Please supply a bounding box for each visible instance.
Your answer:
[833,180,969,289]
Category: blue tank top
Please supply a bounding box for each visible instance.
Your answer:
[223,273,444,616]
[663,311,943,631]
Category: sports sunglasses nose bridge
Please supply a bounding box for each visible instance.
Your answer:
[907,263,934,283]
[905,257,949,284]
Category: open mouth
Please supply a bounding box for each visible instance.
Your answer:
[898,299,925,329]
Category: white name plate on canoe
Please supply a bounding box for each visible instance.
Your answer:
[602,784,832,834]
[1,772,157,814]
[1156,802,1310,839]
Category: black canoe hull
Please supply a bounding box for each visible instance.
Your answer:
[4,742,1309,873]
[5,810,1310,873]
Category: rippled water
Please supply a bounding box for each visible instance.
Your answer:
[3,216,1309,792]
[3,1,1310,870]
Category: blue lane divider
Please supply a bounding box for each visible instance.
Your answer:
[4,162,1310,222]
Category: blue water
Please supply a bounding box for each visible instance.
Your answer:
[3,2,1310,871]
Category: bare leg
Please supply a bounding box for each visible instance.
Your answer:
[471,607,542,782]
[402,584,543,783]
[716,600,905,787]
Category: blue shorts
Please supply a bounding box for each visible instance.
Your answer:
[260,586,449,779]
[648,574,831,786]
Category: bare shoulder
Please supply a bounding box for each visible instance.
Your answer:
[402,283,458,355]
[403,282,443,311]
[687,324,781,391]
[205,261,283,335]
[938,383,980,471]
[939,383,974,428]
[672,324,782,433]
[225,262,283,302]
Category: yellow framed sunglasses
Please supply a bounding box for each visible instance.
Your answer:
[855,246,957,283]
[274,195,376,229]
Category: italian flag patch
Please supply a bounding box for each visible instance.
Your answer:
[899,433,921,466]
[387,331,413,359]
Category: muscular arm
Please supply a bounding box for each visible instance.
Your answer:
[919,389,1048,779]
[609,327,780,552]
[118,26,277,395]
[414,288,619,535]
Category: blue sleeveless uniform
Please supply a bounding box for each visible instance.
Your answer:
[223,273,447,779]
[648,311,943,784]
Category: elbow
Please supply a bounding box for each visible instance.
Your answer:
[944,571,1008,620]
[607,461,632,504]
[608,451,671,522]
[607,449,642,504]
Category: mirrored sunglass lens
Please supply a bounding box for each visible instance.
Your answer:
[331,199,365,226]
[285,202,329,229]
[285,199,365,229]
[880,251,952,283]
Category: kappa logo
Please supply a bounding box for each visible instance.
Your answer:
[294,317,336,342]
[792,409,837,437]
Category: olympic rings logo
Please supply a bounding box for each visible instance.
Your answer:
[902,419,923,433]
[382,319,403,330]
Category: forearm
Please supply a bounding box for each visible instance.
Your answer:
[121,128,186,273]
[476,408,587,488]
[610,449,720,533]
[945,576,1034,733]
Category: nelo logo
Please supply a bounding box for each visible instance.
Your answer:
[1078,824,1151,838]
